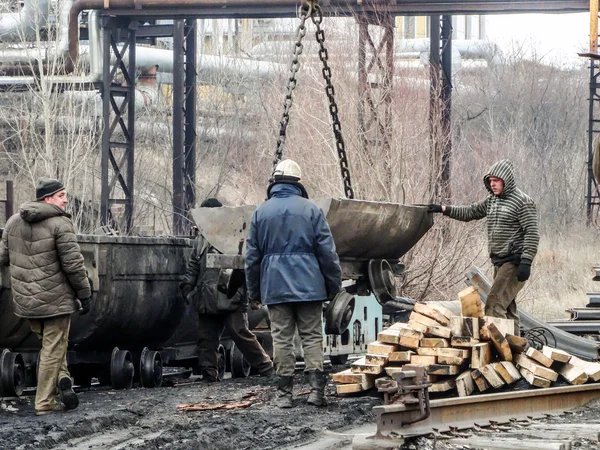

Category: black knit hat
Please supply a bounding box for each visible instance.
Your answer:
[200,198,222,208]
[36,177,65,201]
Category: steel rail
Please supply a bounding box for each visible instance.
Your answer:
[375,383,600,438]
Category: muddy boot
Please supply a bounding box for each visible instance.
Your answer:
[274,376,293,408]
[306,371,327,407]
[58,377,79,411]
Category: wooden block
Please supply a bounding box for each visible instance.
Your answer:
[399,335,421,349]
[428,303,455,323]
[377,330,400,345]
[471,369,490,392]
[479,316,514,340]
[388,323,423,339]
[488,323,513,361]
[492,361,521,384]
[451,336,480,347]
[331,369,373,385]
[506,334,528,354]
[519,366,551,388]
[471,343,492,369]
[426,325,452,339]
[427,364,461,375]
[413,303,450,326]
[336,382,371,394]
[427,374,438,383]
[558,363,588,385]
[458,286,484,318]
[367,341,398,355]
[450,316,480,339]
[526,347,553,368]
[410,355,437,366]
[350,357,384,375]
[384,366,405,376]
[542,346,572,364]
[420,338,449,348]
[514,354,558,382]
[375,377,397,390]
[417,347,468,358]
[388,351,414,363]
[406,320,429,333]
[365,354,389,366]
[429,379,456,392]
[438,355,466,365]
[409,311,443,329]
[456,370,475,397]
[480,364,505,388]
[569,356,600,381]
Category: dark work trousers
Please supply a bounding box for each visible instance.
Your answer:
[485,262,525,336]
[267,301,324,377]
[196,310,272,378]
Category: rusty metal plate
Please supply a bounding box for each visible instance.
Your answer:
[190,199,433,261]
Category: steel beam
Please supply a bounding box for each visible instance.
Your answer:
[375,384,600,438]
[172,20,185,235]
[184,19,197,224]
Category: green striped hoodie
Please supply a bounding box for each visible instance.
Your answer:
[445,159,539,264]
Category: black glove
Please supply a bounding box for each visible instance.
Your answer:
[517,258,532,282]
[427,204,443,214]
[80,297,91,315]
[249,298,262,310]
[179,282,193,299]
[327,291,339,302]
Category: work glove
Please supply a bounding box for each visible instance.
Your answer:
[327,291,340,302]
[249,298,262,310]
[179,282,193,299]
[427,204,443,214]
[80,297,92,315]
[517,258,532,282]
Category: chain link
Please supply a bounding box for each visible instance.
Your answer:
[311,5,354,199]
[272,3,311,179]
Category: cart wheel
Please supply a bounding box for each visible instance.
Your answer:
[110,347,134,390]
[230,344,251,378]
[140,347,163,388]
[0,349,25,397]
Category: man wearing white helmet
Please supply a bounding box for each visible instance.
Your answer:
[245,159,342,408]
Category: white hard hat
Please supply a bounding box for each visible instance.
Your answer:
[273,159,302,180]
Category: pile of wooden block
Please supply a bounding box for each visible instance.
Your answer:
[333,286,600,397]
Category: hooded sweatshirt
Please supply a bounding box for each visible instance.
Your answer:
[444,159,540,264]
[0,202,91,319]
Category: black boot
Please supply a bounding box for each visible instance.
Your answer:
[306,371,327,406]
[58,377,79,411]
[275,375,293,408]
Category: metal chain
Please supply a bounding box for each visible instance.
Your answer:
[272,3,312,179]
[311,4,354,199]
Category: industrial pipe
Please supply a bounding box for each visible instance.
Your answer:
[0,0,50,42]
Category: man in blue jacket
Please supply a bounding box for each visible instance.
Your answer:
[245,159,342,408]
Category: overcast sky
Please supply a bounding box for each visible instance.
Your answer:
[485,12,589,66]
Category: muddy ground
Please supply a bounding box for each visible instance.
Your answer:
[0,367,382,450]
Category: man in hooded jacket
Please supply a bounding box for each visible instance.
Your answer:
[428,159,539,335]
[245,159,342,408]
[0,178,91,415]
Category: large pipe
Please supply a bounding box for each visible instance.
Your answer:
[0,0,50,42]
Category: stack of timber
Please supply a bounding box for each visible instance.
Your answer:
[333,286,600,396]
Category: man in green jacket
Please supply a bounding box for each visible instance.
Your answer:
[428,159,539,336]
[0,178,91,415]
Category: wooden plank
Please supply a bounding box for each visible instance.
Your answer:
[514,354,558,382]
[367,341,398,355]
[429,379,456,393]
[410,355,437,366]
[413,302,450,326]
[399,335,421,349]
[471,369,490,392]
[365,354,389,366]
[456,370,475,397]
[427,364,461,376]
[387,323,423,339]
[569,356,600,381]
[558,363,588,385]
[377,330,400,345]
[450,316,480,339]
[420,338,449,348]
[350,357,384,375]
[428,303,455,323]
[416,347,467,358]
[492,361,521,384]
[525,347,553,368]
[542,345,572,364]
[488,322,513,361]
[336,382,371,394]
[471,343,492,369]
[331,369,373,385]
[506,334,528,354]
[480,364,505,388]
[406,320,429,334]
[426,325,452,339]
[388,351,414,363]
[519,366,551,388]
[458,286,484,318]
[451,336,480,347]
[409,311,443,329]
[480,316,514,340]
[438,355,467,365]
